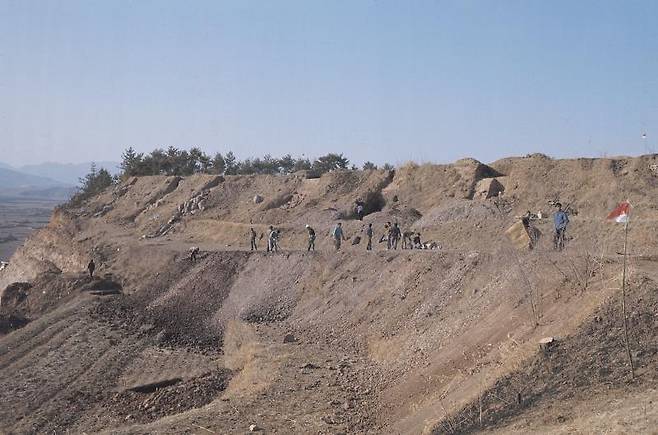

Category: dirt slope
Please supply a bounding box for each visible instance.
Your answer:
[0,154,657,434]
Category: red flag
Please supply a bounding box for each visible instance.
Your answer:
[607,201,631,223]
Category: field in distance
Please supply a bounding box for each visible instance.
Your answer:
[0,197,62,260]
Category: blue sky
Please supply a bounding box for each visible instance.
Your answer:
[1,0,657,166]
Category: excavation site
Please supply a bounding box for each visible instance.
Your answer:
[1,155,657,434]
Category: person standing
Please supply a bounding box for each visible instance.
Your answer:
[401,230,413,249]
[267,226,275,252]
[306,224,316,251]
[87,259,96,278]
[356,202,365,221]
[249,227,258,251]
[269,228,280,252]
[412,232,422,249]
[332,222,347,251]
[366,223,373,251]
[522,211,539,250]
[390,222,401,250]
[189,246,199,262]
[387,222,400,249]
[553,203,569,250]
[383,222,392,249]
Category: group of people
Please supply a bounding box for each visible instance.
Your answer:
[245,220,428,253]
[83,202,571,274]
[520,202,570,251]
[245,202,571,254]
[248,226,282,252]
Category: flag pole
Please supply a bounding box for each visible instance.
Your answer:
[620,213,634,380]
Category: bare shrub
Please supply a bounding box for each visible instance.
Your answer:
[567,249,604,294]
[508,247,542,326]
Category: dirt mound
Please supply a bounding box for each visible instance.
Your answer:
[109,369,232,424]
[0,274,123,335]
[0,282,32,334]
[80,276,123,294]
[0,272,95,334]
[144,253,248,348]
[0,282,31,309]
[0,313,29,334]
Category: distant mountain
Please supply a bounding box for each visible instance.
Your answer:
[18,161,120,186]
[0,167,68,189]
[6,185,77,201]
[0,167,75,201]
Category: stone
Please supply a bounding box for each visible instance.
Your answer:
[126,377,182,393]
[322,415,336,425]
[300,362,320,369]
[283,333,296,343]
[253,194,264,204]
[539,336,555,350]
[505,220,532,250]
[474,177,505,199]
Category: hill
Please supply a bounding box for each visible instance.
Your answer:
[0,154,656,434]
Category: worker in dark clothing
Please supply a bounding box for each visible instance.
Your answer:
[87,259,96,278]
[249,227,258,251]
[389,222,401,250]
[306,224,316,251]
[366,223,373,251]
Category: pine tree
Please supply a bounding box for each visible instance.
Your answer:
[120,147,143,177]
[211,153,226,175]
[224,151,238,175]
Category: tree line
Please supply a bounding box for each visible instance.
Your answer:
[119,146,391,177]
[70,146,393,204]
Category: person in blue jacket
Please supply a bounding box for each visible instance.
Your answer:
[553,203,569,250]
